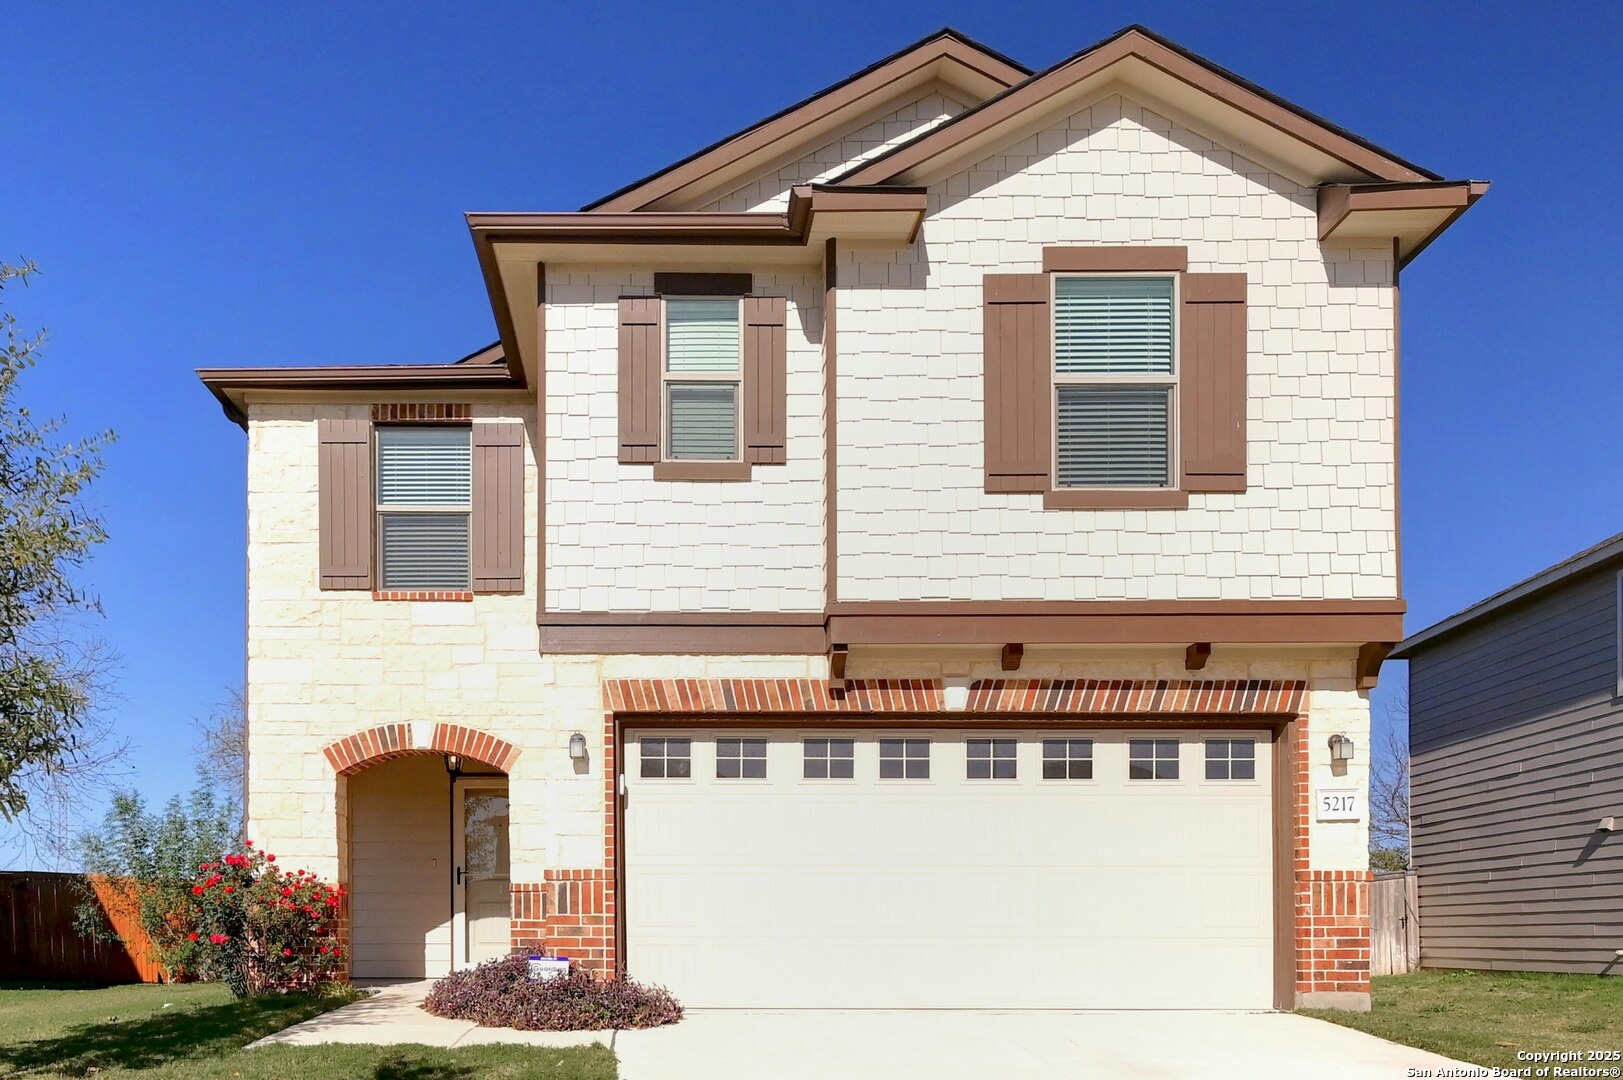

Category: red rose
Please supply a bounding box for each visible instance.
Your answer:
[245,839,254,847]
[319,946,330,954]
[224,886,234,894]
[281,887,293,897]
[266,854,275,862]
[192,886,204,895]
[188,932,199,941]
[282,948,293,957]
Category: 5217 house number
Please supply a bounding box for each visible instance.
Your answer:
[1316,788,1362,822]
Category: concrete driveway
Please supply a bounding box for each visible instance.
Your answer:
[614,1009,1476,1080]
[257,985,1478,1079]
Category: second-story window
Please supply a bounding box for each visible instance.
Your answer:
[375,426,472,590]
[665,298,741,461]
[1053,276,1176,488]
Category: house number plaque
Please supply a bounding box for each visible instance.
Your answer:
[1315,787,1362,822]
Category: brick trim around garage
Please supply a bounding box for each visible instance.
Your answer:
[603,677,1307,716]
[583,676,1351,999]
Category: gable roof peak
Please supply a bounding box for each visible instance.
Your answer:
[828,22,1444,190]
[582,27,1030,213]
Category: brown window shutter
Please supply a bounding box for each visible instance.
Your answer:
[1180,273,1249,493]
[618,297,661,463]
[982,273,1050,493]
[742,295,788,465]
[317,418,372,590]
[472,422,525,593]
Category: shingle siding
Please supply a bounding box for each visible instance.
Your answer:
[1409,566,1623,974]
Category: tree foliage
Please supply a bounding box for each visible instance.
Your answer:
[76,783,237,979]
[0,259,116,822]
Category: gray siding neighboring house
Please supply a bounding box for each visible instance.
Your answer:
[1395,534,1623,975]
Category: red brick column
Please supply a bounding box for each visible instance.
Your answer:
[1297,871,1373,1002]
[1290,712,1372,1008]
[508,873,616,975]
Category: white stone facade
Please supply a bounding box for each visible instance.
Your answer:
[836,94,1397,602]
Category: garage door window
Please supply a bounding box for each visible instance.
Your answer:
[640,737,692,779]
[1041,738,1094,780]
[879,738,930,780]
[1204,738,1256,780]
[803,738,855,780]
[966,738,1017,780]
[716,737,767,779]
[1128,738,1179,780]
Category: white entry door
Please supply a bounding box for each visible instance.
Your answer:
[453,779,511,969]
[624,728,1275,1008]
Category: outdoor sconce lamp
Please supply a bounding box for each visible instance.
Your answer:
[444,754,462,776]
[568,733,588,761]
[1328,733,1356,763]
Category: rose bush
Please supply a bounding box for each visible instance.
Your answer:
[170,843,346,997]
[423,955,682,1031]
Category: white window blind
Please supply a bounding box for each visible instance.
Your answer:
[1053,276,1176,488]
[1056,386,1171,487]
[667,384,739,460]
[666,299,741,373]
[1055,277,1174,375]
[376,426,471,589]
[664,297,741,461]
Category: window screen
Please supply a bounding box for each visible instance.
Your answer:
[376,426,471,590]
[665,298,741,461]
[1053,277,1176,488]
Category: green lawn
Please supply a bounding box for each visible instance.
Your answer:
[0,982,616,1079]
[1301,969,1623,1071]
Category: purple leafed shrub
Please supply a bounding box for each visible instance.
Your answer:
[423,955,683,1031]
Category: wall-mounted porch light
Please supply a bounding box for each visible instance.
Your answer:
[1327,734,1356,763]
[444,754,462,776]
[568,733,588,761]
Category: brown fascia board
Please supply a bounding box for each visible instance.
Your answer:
[468,193,924,390]
[1317,180,1490,265]
[197,363,522,428]
[831,24,1442,189]
[581,28,1030,213]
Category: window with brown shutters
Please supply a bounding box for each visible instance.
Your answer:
[317,414,525,597]
[982,248,1248,507]
[617,274,787,480]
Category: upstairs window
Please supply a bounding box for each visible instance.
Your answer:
[664,298,741,461]
[1053,276,1176,489]
[375,426,471,590]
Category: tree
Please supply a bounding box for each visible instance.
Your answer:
[75,781,237,980]
[0,259,118,830]
[1369,686,1411,870]
[194,688,247,808]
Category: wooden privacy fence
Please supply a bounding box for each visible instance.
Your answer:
[1371,872,1420,975]
[0,872,163,983]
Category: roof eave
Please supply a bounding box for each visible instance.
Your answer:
[1392,532,1623,659]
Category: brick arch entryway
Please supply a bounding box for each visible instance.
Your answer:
[322,723,519,979]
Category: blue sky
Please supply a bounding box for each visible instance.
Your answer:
[5,2,1619,862]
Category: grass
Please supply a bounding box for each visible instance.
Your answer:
[0,982,617,1079]
[1301,969,1623,1071]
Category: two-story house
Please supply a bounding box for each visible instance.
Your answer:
[199,25,1485,1012]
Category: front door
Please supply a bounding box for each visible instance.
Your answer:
[452,779,511,969]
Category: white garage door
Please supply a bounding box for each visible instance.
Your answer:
[624,727,1274,1009]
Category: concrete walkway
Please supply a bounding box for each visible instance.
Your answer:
[253,983,1482,1079]
[247,980,609,1049]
